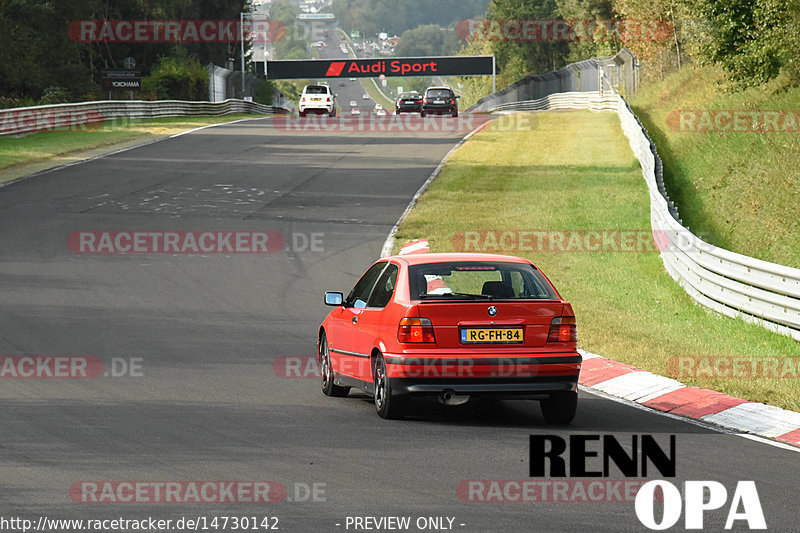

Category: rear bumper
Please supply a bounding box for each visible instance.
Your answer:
[383,352,581,399]
[299,104,334,113]
[389,376,578,399]
[422,105,457,114]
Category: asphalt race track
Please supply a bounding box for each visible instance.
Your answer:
[1,49,800,533]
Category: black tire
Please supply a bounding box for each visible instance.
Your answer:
[452,110,458,118]
[299,111,306,117]
[319,333,349,397]
[373,354,404,419]
[420,111,426,118]
[540,391,577,424]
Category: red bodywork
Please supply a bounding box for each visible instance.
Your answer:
[318,253,581,401]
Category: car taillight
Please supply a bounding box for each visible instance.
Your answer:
[450,99,455,105]
[548,316,576,343]
[301,97,305,102]
[398,318,435,343]
[423,98,427,104]
[326,96,331,102]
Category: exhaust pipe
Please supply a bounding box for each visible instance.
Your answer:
[439,389,469,406]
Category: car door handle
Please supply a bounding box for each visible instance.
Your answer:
[352,316,358,324]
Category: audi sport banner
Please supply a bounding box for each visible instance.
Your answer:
[267,56,494,80]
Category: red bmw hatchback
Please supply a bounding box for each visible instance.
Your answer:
[318,253,581,422]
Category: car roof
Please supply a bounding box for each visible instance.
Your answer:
[386,252,532,266]
[425,86,453,92]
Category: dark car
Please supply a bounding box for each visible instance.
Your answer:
[421,86,459,118]
[395,92,422,114]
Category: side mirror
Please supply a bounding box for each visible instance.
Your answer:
[324,292,343,306]
[455,95,461,98]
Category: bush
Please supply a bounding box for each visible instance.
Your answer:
[253,80,276,105]
[39,86,71,105]
[141,53,209,101]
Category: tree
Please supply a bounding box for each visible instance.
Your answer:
[556,0,617,62]
[690,0,796,86]
[141,51,209,100]
[0,0,248,104]
[484,0,569,86]
[395,25,461,57]
[332,0,490,36]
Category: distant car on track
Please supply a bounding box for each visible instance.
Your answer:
[349,100,358,107]
[421,86,459,118]
[298,84,336,117]
[395,91,422,114]
[362,93,370,100]
[318,253,581,421]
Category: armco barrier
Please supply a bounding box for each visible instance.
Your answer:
[0,99,285,136]
[477,93,800,341]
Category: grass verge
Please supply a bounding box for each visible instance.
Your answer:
[393,110,800,412]
[629,66,800,267]
[0,114,267,184]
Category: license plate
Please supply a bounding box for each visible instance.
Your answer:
[434,99,445,104]
[460,327,524,344]
[405,100,415,104]
[311,98,322,101]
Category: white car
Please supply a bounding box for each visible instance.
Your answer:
[299,84,336,117]
[374,104,383,111]
[349,100,358,107]
[362,93,370,100]
[351,108,361,115]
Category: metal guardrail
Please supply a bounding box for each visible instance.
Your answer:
[483,93,800,341]
[488,92,619,113]
[0,99,286,136]
[470,48,638,112]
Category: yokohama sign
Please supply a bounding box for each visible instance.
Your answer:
[267,56,494,79]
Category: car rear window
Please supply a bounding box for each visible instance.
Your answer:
[305,86,328,94]
[408,262,558,300]
[426,89,452,98]
[400,93,419,99]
